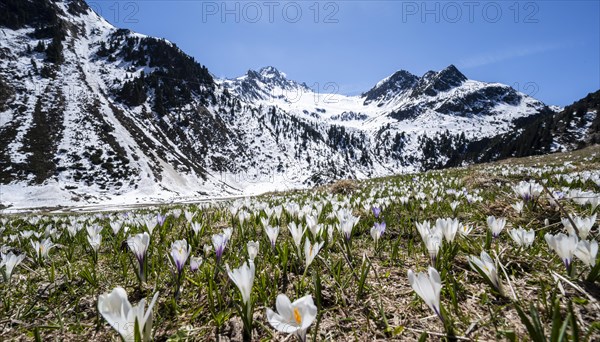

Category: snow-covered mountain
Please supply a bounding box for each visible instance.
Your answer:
[0,0,597,209]
[220,66,312,102]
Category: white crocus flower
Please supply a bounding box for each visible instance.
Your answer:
[264,207,274,218]
[563,214,596,239]
[337,210,359,241]
[190,256,203,272]
[87,232,102,253]
[450,201,459,213]
[110,221,123,235]
[458,224,473,237]
[305,215,320,237]
[418,220,443,239]
[304,240,324,268]
[97,287,159,342]
[574,214,596,240]
[66,223,81,238]
[423,233,441,265]
[247,240,259,262]
[265,225,280,249]
[190,222,202,235]
[508,227,535,248]
[144,218,157,236]
[274,205,283,219]
[127,233,150,266]
[545,233,578,270]
[184,210,196,223]
[31,238,55,260]
[237,210,250,226]
[21,230,34,239]
[487,216,506,238]
[512,180,543,202]
[288,222,306,250]
[511,201,524,214]
[86,225,103,253]
[266,294,318,342]
[1,251,25,281]
[327,225,334,243]
[203,243,213,256]
[370,222,386,244]
[574,240,598,267]
[436,218,459,243]
[468,251,500,290]
[227,261,255,305]
[415,220,431,241]
[223,228,233,244]
[171,209,181,219]
[170,239,191,273]
[407,267,443,321]
[588,196,599,213]
[86,224,103,238]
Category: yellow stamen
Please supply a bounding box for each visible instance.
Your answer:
[293,307,302,325]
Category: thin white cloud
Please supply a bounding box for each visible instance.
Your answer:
[459,44,563,68]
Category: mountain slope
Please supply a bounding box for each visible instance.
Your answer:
[445,90,600,167]
[0,0,592,209]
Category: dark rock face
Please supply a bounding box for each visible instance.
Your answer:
[362,70,419,104]
[436,86,523,117]
[411,65,467,98]
[0,0,60,29]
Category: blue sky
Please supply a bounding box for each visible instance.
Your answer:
[87,1,600,106]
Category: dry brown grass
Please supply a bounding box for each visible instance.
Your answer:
[328,179,359,195]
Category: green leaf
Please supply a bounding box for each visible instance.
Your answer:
[558,313,571,342]
[134,318,142,342]
[392,326,405,336]
[585,259,600,282]
[504,330,517,342]
[550,300,562,340]
[514,302,545,342]
[568,301,579,342]
[529,303,546,342]
[357,257,370,299]
[313,270,323,311]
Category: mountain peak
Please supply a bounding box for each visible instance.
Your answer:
[245,66,288,82]
[258,66,286,79]
[410,65,467,98]
[227,66,307,101]
[438,64,467,83]
[362,69,419,104]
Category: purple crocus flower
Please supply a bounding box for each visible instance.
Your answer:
[372,206,381,218]
[376,221,386,234]
[212,233,227,262]
[157,213,167,227]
